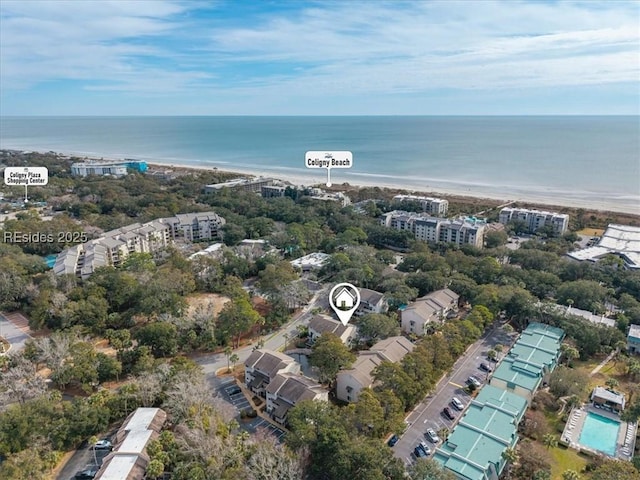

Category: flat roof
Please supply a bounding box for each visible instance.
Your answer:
[629,324,640,340]
[96,454,140,480]
[117,429,153,454]
[592,386,625,406]
[568,224,640,269]
[123,407,161,432]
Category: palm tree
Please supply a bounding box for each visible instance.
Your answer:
[230,353,239,372]
[605,377,619,390]
[561,469,581,480]
[533,470,551,480]
[543,433,558,449]
[438,427,450,442]
[501,447,518,465]
[224,345,232,373]
[89,435,98,466]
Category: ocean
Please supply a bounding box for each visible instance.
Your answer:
[1,116,638,213]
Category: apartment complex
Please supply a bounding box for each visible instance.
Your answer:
[567,224,640,270]
[53,212,225,278]
[336,336,414,403]
[380,210,486,248]
[261,185,288,198]
[244,349,300,398]
[393,194,449,216]
[435,323,564,480]
[204,177,274,193]
[355,288,387,317]
[70,160,147,177]
[307,314,357,346]
[94,408,167,480]
[266,373,328,425]
[498,207,569,235]
[400,288,459,336]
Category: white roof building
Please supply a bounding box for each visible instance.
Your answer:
[290,252,330,271]
[567,224,640,270]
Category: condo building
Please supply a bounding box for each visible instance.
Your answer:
[498,207,569,235]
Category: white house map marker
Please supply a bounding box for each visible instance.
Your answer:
[305,151,353,187]
[329,282,361,326]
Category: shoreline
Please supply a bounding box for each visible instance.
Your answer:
[4,147,640,216]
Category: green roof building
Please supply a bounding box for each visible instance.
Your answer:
[434,385,528,480]
[489,322,564,404]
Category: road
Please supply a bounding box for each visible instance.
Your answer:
[393,323,517,465]
[0,312,31,354]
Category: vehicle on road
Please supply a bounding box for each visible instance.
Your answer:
[479,362,492,372]
[443,407,456,420]
[227,385,242,395]
[93,440,112,450]
[425,428,440,443]
[467,376,482,388]
[75,468,99,479]
[387,434,399,447]
[451,397,464,411]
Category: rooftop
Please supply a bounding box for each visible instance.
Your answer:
[245,349,296,379]
[308,315,352,338]
[591,386,625,406]
[629,324,640,340]
[567,224,640,270]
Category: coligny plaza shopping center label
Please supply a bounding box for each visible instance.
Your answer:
[4,167,49,186]
[305,151,352,187]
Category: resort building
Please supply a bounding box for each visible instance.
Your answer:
[336,336,414,403]
[53,212,225,278]
[307,314,357,346]
[94,407,166,480]
[204,177,274,193]
[628,324,640,355]
[489,323,565,404]
[308,189,351,207]
[392,194,449,216]
[434,385,527,480]
[261,185,288,198]
[591,386,625,413]
[244,349,299,398]
[266,373,328,425]
[400,288,459,336]
[567,224,640,271]
[355,288,387,317]
[70,160,147,177]
[290,252,330,272]
[498,207,569,235]
[380,211,486,248]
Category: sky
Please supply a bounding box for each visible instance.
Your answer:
[1,0,639,115]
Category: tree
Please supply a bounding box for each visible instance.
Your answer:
[356,313,400,343]
[89,435,99,466]
[230,353,239,372]
[485,230,508,248]
[560,344,580,367]
[605,378,619,390]
[533,471,552,480]
[408,458,457,480]
[145,459,165,479]
[590,460,640,480]
[562,470,581,480]
[224,346,233,373]
[542,433,558,449]
[549,367,589,399]
[502,447,519,465]
[217,298,263,348]
[310,333,355,384]
[557,280,609,313]
[135,322,179,357]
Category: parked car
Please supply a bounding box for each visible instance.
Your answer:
[227,386,242,395]
[467,376,482,388]
[451,397,464,411]
[93,439,112,450]
[414,445,428,458]
[425,428,440,443]
[75,468,99,479]
[419,440,432,455]
[443,407,456,420]
[387,434,399,447]
[479,363,493,373]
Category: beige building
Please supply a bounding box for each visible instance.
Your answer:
[393,194,449,216]
[355,288,387,317]
[336,336,414,403]
[266,373,328,424]
[400,288,459,336]
[498,207,569,235]
[307,314,357,346]
[244,349,299,398]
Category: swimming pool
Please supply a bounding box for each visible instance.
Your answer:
[578,411,620,456]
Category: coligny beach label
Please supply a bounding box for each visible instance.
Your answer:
[305,151,353,187]
[4,166,49,202]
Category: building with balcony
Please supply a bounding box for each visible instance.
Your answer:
[266,373,328,425]
[498,207,569,235]
[400,288,459,336]
[244,349,299,398]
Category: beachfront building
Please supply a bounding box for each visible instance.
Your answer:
[266,373,328,425]
[628,324,640,355]
[400,288,459,336]
[204,177,274,193]
[71,162,128,177]
[380,210,486,248]
[567,224,640,271]
[244,349,299,398]
[336,336,414,403]
[355,288,387,317]
[434,385,527,480]
[489,322,565,404]
[393,194,449,216]
[290,252,330,272]
[53,212,225,278]
[307,188,351,207]
[261,185,287,198]
[307,314,357,346]
[498,207,569,235]
[94,408,167,480]
[591,386,625,413]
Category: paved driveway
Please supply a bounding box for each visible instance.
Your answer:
[393,324,517,466]
[0,312,31,353]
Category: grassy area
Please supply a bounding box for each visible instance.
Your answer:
[548,445,591,480]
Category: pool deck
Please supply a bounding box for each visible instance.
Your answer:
[561,405,637,461]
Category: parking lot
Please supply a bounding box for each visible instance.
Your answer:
[213,376,286,443]
[56,441,112,480]
[393,324,516,465]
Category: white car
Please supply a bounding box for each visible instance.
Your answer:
[451,397,464,411]
[93,439,112,450]
[425,428,440,444]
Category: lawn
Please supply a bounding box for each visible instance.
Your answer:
[548,444,591,480]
